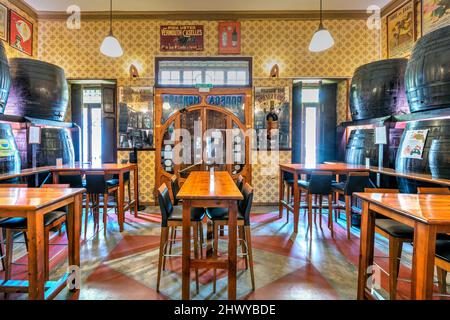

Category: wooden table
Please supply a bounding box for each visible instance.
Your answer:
[0,187,84,300]
[355,193,450,300]
[279,163,370,236]
[177,171,243,300]
[0,166,55,184]
[51,163,138,232]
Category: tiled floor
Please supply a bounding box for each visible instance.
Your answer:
[0,205,448,300]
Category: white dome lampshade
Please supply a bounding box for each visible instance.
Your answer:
[309,0,335,53]
[309,24,335,52]
[100,0,123,58]
[100,32,123,58]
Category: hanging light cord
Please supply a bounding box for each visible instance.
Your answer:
[109,0,113,34]
[319,0,324,28]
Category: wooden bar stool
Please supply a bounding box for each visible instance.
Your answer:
[206,183,255,293]
[156,184,205,293]
[84,171,119,237]
[298,172,334,238]
[332,172,375,239]
[417,187,450,295]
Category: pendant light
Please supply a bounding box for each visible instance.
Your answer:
[309,0,335,52]
[100,0,123,58]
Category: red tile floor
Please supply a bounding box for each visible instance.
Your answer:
[1,205,448,300]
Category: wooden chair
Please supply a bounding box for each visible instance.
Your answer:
[206,183,255,293]
[84,171,119,237]
[364,188,410,300]
[156,184,205,293]
[417,187,450,295]
[0,184,69,284]
[332,172,375,239]
[298,172,334,238]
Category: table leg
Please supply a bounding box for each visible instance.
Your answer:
[67,195,82,292]
[357,201,375,300]
[118,172,125,232]
[292,172,299,235]
[182,200,191,300]
[228,200,238,300]
[279,168,284,219]
[133,168,139,217]
[411,223,436,300]
[52,172,59,184]
[27,211,45,300]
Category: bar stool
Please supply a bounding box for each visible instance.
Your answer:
[297,172,333,238]
[206,183,255,293]
[108,172,132,205]
[417,187,450,295]
[332,172,375,239]
[0,184,70,285]
[156,184,205,293]
[84,171,119,237]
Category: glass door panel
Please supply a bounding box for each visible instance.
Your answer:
[205,109,227,171]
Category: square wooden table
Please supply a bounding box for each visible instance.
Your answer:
[0,187,85,300]
[51,163,138,232]
[177,171,243,300]
[355,193,450,300]
[279,163,369,237]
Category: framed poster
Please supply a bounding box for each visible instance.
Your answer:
[218,22,241,54]
[387,1,415,58]
[254,87,290,150]
[9,10,33,56]
[0,4,7,41]
[422,0,450,35]
[400,129,429,159]
[160,25,203,52]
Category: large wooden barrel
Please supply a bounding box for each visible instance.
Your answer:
[34,128,75,167]
[405,25,450,113]
[0,123,21,174]
[5,58,68,121]
[345,128,403,168]
[0,42,10,114]
[395,119,450,193]
[350,59,409,121]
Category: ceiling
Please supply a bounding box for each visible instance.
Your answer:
[24,0,391,12]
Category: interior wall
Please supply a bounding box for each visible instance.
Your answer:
[35,17,380,204]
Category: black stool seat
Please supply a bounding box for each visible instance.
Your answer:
[297,180,309,189]
[106,179,119,187]
[436,240,450,262]
[170,206,205,222]
[206,208,245,222]
[332,182,345,191]
[0,211,66,230]
[375,219,413,239]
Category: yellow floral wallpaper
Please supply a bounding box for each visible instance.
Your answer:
[34,17,381,204]
[0,0,38,59]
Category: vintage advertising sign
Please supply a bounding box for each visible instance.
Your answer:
[387,1,415,58]
[160,25,204,52]
[9,10,33,56]
[422,0,450,35]
[218,22,241,54]
[400,129,429,159]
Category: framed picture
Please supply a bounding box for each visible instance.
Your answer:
[422,0,450,35]
[160,25,204,52]
[254,87,290,150]
[0,4,7,41]
[9,10,33,56]
[387,1,415,58]
[218,22,241,54]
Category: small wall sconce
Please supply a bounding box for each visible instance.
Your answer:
[270,64,279,78]
[129,64,140,79]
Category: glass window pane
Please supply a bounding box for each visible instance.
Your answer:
[302,88,320,103]
[91,108,102,164]
[305,107,317,166]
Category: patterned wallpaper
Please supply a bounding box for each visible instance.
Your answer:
[35,17,381,204]
[0,0,38,59]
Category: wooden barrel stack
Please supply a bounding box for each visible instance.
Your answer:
[0,41,11,115]
[5,58,69,121]
[350,58,409,121]
[405,25,450,113]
